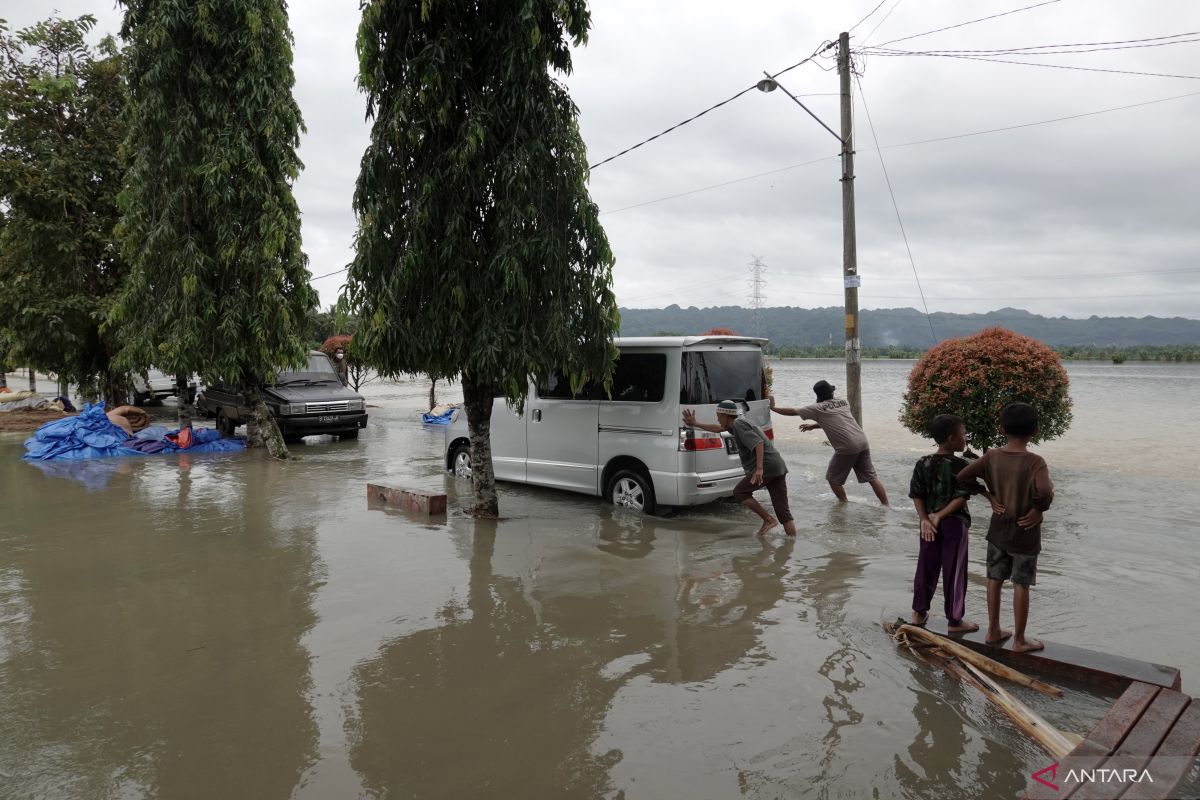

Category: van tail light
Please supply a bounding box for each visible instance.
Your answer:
[680,427,725,452]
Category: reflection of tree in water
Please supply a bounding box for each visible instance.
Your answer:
[347,524,624,799]
[0,457,322,799]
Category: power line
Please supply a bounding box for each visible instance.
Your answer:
[849,0,890,34]
[854,74,937,345]
[312,266,349,281]
[860,0,905,46]
[587,45,834,171]
[872,0,1063,48]
[866,31,1200,56]
[867,50,1200,80]
[775,266,1200,283]
[599,155,837,215]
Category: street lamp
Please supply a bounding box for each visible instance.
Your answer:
[756,33,862,423]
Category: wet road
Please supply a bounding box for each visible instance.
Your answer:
[1,361,1197,799]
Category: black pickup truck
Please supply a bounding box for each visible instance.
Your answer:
[197,352,368,443]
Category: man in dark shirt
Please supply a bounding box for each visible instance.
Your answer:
[683,400,796,537]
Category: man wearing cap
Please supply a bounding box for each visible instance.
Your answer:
[682,401,797,537]
[771,380,890,505]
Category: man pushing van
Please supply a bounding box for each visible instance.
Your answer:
[683,401,797,537]
[771,380,889,506]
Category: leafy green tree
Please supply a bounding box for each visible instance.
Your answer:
[900,327,1073,451]
[110,0,317,457]
[0,15,129,402]
[346,0,619,516]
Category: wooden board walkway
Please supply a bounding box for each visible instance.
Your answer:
[920,617,1182,692]
[1023,681,1200,799]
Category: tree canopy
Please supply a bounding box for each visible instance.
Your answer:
[900,327,1073,451]
[346,0,618,514]
[345,0,618,398]
[109,0,316,390]
[0,16,128,400]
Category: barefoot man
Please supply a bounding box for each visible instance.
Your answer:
[683,400,797,537]
[771,380,889,506]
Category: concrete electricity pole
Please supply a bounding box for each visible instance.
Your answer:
[837,31,862,424]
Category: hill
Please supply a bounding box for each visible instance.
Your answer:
[617,306,1200,348]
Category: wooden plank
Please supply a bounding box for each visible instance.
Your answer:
[1088,683,1162,750]
[1121,701,1200,799]
[896,622,1063,697]
[922,617,1181,691]
[1023,682,1160,800]
[1072,691,1189,800]
[366,483,448,515]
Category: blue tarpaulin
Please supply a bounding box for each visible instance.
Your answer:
[23,402,245,461]
[421,408,456,425]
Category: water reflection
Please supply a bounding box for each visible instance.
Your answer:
[0,453,322,799]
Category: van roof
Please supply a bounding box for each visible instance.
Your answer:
[614,335,768,349]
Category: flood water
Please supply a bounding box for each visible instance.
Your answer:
[1,360,1197,799]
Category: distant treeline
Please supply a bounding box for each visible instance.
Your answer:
[622,305,1200,349]
[765,344,1200,362]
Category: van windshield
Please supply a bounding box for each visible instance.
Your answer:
[276,354,339,384]
[680,351,764,405]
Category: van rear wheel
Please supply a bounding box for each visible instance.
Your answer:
[608,469,656,515]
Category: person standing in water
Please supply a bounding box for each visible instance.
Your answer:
[771,380,889,505]
[683,400,797,537]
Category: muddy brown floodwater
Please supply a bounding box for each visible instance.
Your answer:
[1,360,1198,799]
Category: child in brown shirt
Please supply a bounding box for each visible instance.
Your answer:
[956,402,1054,653]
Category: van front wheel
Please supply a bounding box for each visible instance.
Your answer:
[608,469,656,515]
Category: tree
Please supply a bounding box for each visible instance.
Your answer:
[900,327,1072,451]
[346,0,619,516]
[0,16,129,402]
[110,0,317,457]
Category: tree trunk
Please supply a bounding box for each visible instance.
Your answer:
[101,369,130,407]
[428,376,437,411]
[28,368,37,393]
[461,372,499,518]
[243,381,291,460]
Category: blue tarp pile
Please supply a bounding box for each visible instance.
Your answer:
[23,402,245,461]
[421,406,457,426]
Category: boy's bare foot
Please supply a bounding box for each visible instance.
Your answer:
[910,612,928,626]
[1012,637,1044,653]
[985,628,1012,644]
[755,518,779,536]
[947,621,980,633]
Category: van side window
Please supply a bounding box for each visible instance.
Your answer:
[608,353,666,403]
[680,351,764,404]
[537,372,582,400]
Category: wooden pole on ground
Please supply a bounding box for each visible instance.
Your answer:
[898,623,1063,698]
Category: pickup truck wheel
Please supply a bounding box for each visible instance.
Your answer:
[339,429,359,440]
[450,444,472,478]
[216,409,236,436]
[608,469,656,515]
[131,391,148,406]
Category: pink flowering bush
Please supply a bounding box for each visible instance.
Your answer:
[900,327,1072,451]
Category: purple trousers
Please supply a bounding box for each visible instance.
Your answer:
[912,516,969,626]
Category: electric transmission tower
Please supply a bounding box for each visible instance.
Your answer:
[748,255,767,337]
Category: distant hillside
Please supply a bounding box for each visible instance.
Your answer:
[617,306,1200,348]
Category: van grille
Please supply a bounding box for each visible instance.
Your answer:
[305,401,349,414]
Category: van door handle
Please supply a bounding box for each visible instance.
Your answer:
[532,409,542,422]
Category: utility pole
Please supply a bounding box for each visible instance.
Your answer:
[747,255,767,337]
[837,31,862,424]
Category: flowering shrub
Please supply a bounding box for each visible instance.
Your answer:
[900,327,1072,451]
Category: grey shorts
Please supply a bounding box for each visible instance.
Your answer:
[826,449,878,485]
[986,543,1038,586]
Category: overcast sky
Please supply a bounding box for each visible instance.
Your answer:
[6,0,1199,319]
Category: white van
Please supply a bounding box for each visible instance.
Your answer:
[443,336,774,514]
